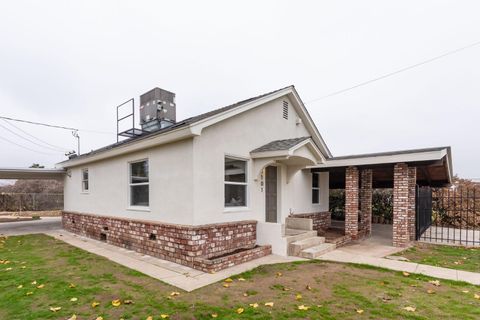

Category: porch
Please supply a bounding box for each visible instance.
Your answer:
[311,147,453,249]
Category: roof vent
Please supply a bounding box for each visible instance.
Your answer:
[282,101,289,120]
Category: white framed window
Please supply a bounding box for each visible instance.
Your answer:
[129,160,149,207]
[81,168,89,192]
[224,157,248,208]
[312,172,320,204]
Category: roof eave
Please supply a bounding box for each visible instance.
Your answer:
[58,126,199,168]
[309,148,450,169]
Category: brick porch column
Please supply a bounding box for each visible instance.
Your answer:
[345,166,359,239]
[360,169,373,237]
[393,163,410,247]
[408,167,417,241]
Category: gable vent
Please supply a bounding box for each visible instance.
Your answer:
[282,101,289,120]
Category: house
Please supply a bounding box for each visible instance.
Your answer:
[0,85,453,272]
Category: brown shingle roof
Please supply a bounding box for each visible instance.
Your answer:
[251,137,310,153]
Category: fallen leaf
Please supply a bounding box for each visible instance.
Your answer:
[26,292,33,296]
[37,284,45,289]
[403,272,410,277]
[295,293,302,300]
[67,315,77,320]
[265,302,274,307]
[49,306,62,312]
[474,294,480,300]
[237,277,246,282]
[242,292,248,297]
[31,281,37,285]
[91,301,100,308]
[124,299,134,304]
[223,283,230,288]
[170,291,180,296]
[5,267,12,271]
[429,280,440,286]
[249,303,259,308]
[427,289,435,294]
[276,272,282,277]
[211,314,218,318]
[160,315,169,319]
[224,278,233,283]
[298,305,310,310]
[112,299,121,307]
[70,297,78,302]
[236,307,244,314]
[146,316,153,320]
[17,285,23,289]
[403,306,416,312]
[306,284,312,291]
[95,317,103,320]
[283,287,291,291]
[69,283,76,288]
[462,290,469,293]
[356,309,364,314]
[21,266,26,269]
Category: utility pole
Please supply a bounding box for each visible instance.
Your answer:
[72,130,80,155]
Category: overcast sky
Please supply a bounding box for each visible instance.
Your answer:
[0,1,479,179]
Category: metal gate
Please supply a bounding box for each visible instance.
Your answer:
[417,187,480,246]
[415,186,432,240]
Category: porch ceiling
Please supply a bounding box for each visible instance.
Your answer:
[310,146,452,189]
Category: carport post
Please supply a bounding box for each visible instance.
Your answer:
[393,163,410,247]
[360,169,373,237]
[345,166,359,239]
[408,167,417,241]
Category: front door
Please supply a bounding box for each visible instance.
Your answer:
[265,166,278,223]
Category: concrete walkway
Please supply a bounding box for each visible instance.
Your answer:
[319,245,480,286]
[0,217,61,235]
[46,230,304,292]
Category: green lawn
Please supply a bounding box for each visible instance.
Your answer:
[1,234,480,319]
[395,243,480,273]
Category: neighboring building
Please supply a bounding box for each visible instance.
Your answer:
[0,85,453,272]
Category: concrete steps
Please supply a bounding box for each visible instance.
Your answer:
[299,243,336,259]
[288,236,325,256]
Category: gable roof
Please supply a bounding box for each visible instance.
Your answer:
[251,137,310,153]
[58,85,331,168]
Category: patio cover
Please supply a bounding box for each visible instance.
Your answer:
[310,146,452,188]
[0,167,65,180]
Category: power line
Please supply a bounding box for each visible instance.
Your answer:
[306,40,480,104]
[0,135,58,156]
[0,120,69,152]
[0,116,114,135]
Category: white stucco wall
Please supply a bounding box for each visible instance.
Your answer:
[191,96,329,225]
[63,95,330,232]
[63,139,195,224]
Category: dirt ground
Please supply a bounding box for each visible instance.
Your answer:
[0,210,61,217]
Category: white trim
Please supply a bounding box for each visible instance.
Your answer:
[224,155,249,209]
[81,168,89,193]
[312,172,320,204]
[126,206,151,212]
[223,206,250,213]
[128,159,150,209]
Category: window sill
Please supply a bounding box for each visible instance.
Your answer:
[224,206,250,213]
[127,206,151,212]
[81,191,89,195]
